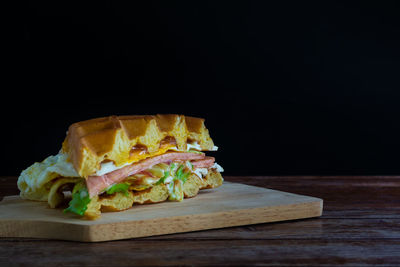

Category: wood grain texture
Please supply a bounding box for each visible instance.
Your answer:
[1,176,399,266]
[0,182,322,242]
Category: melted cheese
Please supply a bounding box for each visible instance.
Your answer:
[126,143,175,166]
[96,144,176,176]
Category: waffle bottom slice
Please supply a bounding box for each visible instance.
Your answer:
[84,170,223,219]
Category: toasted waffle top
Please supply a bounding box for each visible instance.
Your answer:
[62,114,215,178]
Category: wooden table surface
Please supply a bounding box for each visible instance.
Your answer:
[1,175,399,266]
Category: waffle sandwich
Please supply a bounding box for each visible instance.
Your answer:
[17,115,223,219]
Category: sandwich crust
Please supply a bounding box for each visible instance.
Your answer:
[62,115,215,178]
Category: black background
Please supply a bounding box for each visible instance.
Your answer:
[6,1,400,176]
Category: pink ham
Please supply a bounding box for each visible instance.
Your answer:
[191,156,215,169]
[86,152,205,197]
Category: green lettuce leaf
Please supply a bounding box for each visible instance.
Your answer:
[106,183,130,196]
[170,162,176,171]
[167,180,184,201]
[187,161,193,170]
[63,182,91,216]
[175,164,190,183]
[156,170,170,185]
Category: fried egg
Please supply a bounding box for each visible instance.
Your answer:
[17,153,79,201]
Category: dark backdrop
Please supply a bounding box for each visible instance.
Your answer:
[5,1,400,176]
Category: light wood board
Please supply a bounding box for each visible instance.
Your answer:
[0,182,323,242]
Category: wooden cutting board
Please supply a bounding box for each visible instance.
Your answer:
[0,182,323,242]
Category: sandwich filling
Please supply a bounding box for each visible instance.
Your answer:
[87,152,211,197]
[18,141,223,217]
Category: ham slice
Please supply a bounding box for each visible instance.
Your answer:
[191,156,215,169]
[86,152,205,197]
